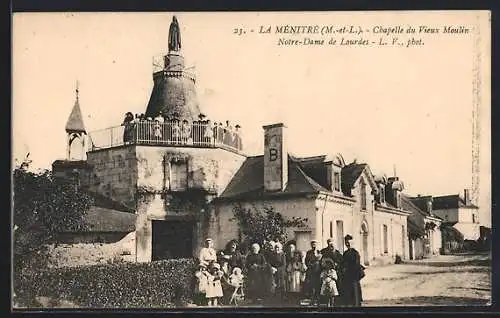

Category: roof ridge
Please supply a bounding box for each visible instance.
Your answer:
[400,193,429,216]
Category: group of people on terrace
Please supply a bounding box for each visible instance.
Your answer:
[121,112,243,151]
[194,235,365,307]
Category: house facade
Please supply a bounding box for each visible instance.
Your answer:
[211,123,411,266]
[431,190,480,241]
[402,194,443,259]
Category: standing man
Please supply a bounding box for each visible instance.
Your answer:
[304,240,322,306]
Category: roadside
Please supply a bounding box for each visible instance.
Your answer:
[361,252,491,306]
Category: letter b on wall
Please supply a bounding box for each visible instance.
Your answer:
[269,148,279,161]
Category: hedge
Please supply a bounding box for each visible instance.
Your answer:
[14,258,197,308]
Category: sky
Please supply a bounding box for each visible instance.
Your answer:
[12,11,491,226]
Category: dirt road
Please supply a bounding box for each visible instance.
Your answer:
[361,252,491,306]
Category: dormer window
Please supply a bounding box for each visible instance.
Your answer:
[333,171,340,192]
[379,185,385,203]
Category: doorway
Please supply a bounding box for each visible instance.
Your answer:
[152,220,194,261]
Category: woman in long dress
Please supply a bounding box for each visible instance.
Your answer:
[245,243,267,303]
[268,243,287,300]
[285,243,305,303]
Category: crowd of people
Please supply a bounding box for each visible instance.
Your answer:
[193,235,365,307]
[121,111,243,150]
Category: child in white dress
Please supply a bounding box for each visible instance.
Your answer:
[320,259,339,307]
[194,265,209,306]
[206,263,224,306]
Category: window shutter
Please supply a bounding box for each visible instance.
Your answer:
[170,161,188,191]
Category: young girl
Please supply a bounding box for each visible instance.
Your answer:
[206,263,224,306]
[320,259,339,307]
[194,265,209,306]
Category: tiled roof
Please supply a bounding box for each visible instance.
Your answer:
[65,100,86,133]
[433,194,479,210]
[218,155,332,201]
[401,194,429,218]
[409,196,432,214]
[292,155,330,189]
[407,217,425,237]
[341,163,367,196]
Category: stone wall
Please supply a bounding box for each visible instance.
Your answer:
[134,146,245,262]
[211,197,317,253]
[135,146,246,195]
[46,232,136,268]
[86,146,138,207]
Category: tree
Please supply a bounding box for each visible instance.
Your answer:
[231,204,307,249]
[13,157,93,272]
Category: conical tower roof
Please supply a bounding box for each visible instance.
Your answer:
[65,83,87,134]
[144,16,201,121]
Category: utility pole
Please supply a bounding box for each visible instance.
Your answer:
[471,19,481,207]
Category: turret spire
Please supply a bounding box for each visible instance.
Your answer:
[65,81,86,134]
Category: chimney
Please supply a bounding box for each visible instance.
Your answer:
[263,123,288,191]
[387,176,404,209]
[464,189,470,205]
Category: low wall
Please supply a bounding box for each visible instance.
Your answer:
[46,232,136,268]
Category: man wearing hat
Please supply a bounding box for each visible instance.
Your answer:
[304,240,322,305]
[199,238,217,267]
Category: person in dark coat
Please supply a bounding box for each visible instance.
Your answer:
[267,243,287,301]
[218,240,245,276]
[320,238,344,305]
[304,240,322,305]
[246,243,268,303]
[218,240,245,305]
[122,112,135,143]
[341,234,364,307]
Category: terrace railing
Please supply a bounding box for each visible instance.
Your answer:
[88,121,243,154]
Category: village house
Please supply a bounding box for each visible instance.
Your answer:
[431,190,481,242]
[401,194,443,259]
[211,123,412,266]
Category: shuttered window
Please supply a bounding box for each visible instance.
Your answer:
[336,220,344,253]
[383,224,388,254]
[170,161,188,191]
[333,172,340,191]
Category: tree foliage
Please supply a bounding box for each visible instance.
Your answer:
[13,158,93,271]
[231,204,308,248]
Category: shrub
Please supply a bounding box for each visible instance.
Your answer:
[14,258,197,308]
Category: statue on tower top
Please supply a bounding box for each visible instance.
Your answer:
[168,16,181,52]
